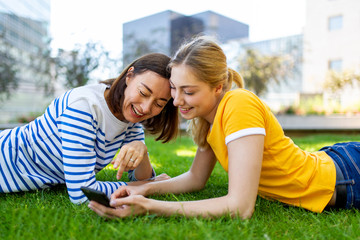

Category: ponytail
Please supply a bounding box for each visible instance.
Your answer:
[227,68,244,89]
[170,36,244,149]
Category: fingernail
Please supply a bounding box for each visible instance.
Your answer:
[110,200,116,206]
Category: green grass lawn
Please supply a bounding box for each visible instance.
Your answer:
[1,133,360,240]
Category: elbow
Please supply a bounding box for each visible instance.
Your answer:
[233,207,254,219]
[186,171,207,192]
[228,206,254,219]
[193,179,207,191]
[70,198,83,205]
[188,181,206,192]
[227,198,255,219]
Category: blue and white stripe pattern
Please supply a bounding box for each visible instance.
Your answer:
[0,84,145,204]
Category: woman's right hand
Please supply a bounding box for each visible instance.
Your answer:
[111,141,148,180]
[111,173,171,200]
[110,185,146,201]
[88,195,149,218]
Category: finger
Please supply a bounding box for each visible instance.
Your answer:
[110,197,132,208]
[116,165,125,180]
[88,201,116,219]
[113,147,127,169]
[117,153,131,179]
[117,158,132,180]
[117,152,136,179]
[111,187,130,200]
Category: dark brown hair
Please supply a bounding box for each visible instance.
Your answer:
[101,53,178,142]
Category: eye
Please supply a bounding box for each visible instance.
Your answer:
[169,81,175,89]
[184,91,194,96]
[155,103,164,108]
[139,90,146,96]
[154,101,165,108]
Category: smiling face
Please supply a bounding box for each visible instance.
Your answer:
[170,64,223,124]
[121,69,171,123]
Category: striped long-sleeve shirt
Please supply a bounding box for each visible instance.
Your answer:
[0,84,149,204]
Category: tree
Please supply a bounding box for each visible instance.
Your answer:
[28,39,57,96]
[0,34,20,101]
[324,70,360,93]
[55,42,112,88]
[238,48,296,96]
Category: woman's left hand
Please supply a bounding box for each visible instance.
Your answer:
[88,195,148,218]
[111,141,148,180]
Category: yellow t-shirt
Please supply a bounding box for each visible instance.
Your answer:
[207,89,336,213]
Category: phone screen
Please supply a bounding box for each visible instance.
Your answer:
[80,186,113,208]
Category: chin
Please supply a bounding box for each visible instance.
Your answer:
[180,114,193,120]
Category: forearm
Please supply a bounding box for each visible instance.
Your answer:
[143,171,206,196]
[133,153,153,180]
[145,195,253,219]
[142,149,217,196]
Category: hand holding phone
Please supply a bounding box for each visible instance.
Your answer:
[80,186,113,208]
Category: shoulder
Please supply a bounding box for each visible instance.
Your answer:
[223,89,262,104]
[213,88,269,133]
[51,84,107,120]
[63,84,108,111]
[67,84,107,103]
[219,89,267,115]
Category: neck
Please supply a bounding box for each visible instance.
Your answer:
[104,88,125,121]
[204,91,225,124]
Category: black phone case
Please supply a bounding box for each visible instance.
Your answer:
[80,186,112,208]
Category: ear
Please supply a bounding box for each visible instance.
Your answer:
[215,84,223,95]
[125,67,135,85]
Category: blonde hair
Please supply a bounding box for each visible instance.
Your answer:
[169,36,244,148]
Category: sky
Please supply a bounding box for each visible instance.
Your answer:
[50,0,306,57]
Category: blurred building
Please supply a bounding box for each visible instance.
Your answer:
[229,0,360,112]
[122,10,249,67]
[124,1,360,113]
[303,0,360,110]
[0,0,52,123]
[123,9,302,111]
[240,35,303,111]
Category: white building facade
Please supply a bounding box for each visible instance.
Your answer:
[0,0,53,123]
[303,0,360,110]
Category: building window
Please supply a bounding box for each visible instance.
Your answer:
[328,15,343,31]
[329,59,342,72]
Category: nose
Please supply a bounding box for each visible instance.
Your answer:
[172,90,184,107]
[141,99,153,114]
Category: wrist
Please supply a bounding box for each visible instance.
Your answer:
[142,182,152,196]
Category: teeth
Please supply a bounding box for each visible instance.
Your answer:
[132,105,144,116]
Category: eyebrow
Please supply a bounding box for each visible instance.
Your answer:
[169,79,198,89]
[141,83,168,102]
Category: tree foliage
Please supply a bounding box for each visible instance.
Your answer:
[324,70,360,93]
[0,34,20,101]
[238,48,296,96]
[54,42,113,89]
[28,39,55,96]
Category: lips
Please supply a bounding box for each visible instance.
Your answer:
[131,105,145,118]
[179,107,192,114]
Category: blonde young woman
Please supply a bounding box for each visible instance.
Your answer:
[89,36,360,218]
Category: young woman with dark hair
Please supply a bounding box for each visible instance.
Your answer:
[0,53,178,204]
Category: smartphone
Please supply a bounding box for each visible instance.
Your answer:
[80,186,113,208]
